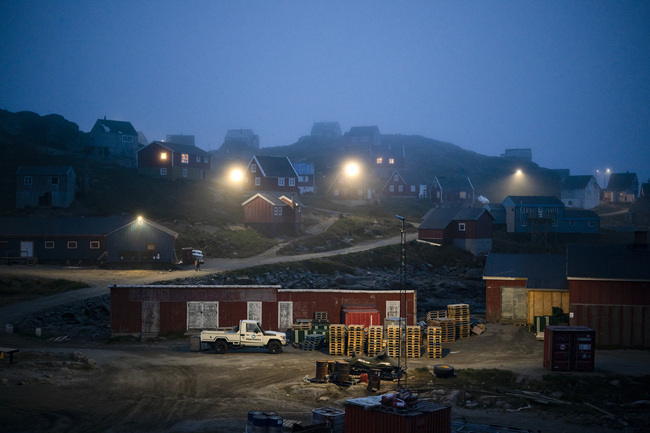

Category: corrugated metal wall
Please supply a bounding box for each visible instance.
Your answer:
[110,285,416,336]
[570,280,650,347]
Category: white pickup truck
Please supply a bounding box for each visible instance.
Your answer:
[200,320,287,354]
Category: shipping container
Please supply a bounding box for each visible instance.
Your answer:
[342,307,380,328]
[543,326,595,372]
[345,397,450,433]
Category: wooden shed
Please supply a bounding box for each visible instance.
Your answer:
[242,192,301,235]
[110,285,417,337]
[483,253,568,324]
[106,218,178,268]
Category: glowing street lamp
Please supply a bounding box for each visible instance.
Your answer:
[230,168,244,183]
[344,161,360,178]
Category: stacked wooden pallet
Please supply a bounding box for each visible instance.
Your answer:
[429,317,456,343]
[405,326,421,358]
[427,326,443,358]
[314,311,328,321]
[385,325,402,358]
[347,325,365,355]
[448,303,470,339]
[366,325,383,357]
[302,334,324,351]
[328,324,346,355]
[426,310,447,323]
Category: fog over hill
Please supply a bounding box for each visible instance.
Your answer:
[1,109,561,216]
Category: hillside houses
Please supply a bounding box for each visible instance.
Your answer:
[137,141,212,180]
[604,172,639,202]
[243,155,299,195]
[89,118,141,167]
[503,196,599,234]
[561,175,600,209]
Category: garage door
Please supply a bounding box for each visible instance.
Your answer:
[501,287,527,322]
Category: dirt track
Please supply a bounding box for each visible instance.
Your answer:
[1,318,650,432]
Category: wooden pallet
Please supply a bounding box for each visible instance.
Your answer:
[427,326,443,358]
[366,326,384,357]
[347,325,365,355]
[448,304,470,340]
[328,324,347,355]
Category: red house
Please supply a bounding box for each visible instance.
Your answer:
[567,235,650,348]
[418,207,493,255]
[137,141,212,180]
[243,155,299,194]
[382,170,428,199]
[242,192,301,235]
[110,285,417,336]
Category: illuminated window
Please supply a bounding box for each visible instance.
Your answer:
[160,152,167,160]
[90,241,100,249]
[181,154,189,164]
[377,158,383,164]
[67,241,77,249]
[460,191,466,199]
[146,243,156,250]
[389,158,394,164]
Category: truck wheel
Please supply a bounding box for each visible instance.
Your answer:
[267,340,282,354]
[433,364,455,378]
[214,340,228,354]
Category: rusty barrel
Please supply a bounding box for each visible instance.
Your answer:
[315,360,329,381]
[367,369,381,391]
[335,360,350,383]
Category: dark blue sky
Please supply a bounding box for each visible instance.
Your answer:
[2,1,649,184]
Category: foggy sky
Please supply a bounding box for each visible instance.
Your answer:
[1,1,649,184]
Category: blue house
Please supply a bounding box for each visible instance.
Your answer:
[503,196,599,234]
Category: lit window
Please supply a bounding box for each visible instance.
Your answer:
[389,158,394,164]
[160,168,167,176]
[67,241,77,249]
[146,243,156,250]
[460,191,466,199]
[459,223,466,231]
[45,241,55,249]
[377,158,383,164]
[90,241,100,249]
[160,152,167,160]
[181,154,189,164]
[278,178,285,186]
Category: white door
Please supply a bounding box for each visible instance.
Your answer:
[187,302,219,330]
[20,241,33,257]
[278,302,293,330]
[142,301,160,333]
[247,302,262,323]
[501,287,528,321]
[386,300,401,319]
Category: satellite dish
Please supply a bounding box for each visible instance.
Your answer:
[478,195,489,204]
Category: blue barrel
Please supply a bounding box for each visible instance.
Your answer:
[247,411,263,433]
[267,415,283,433]
[251,414,268,433]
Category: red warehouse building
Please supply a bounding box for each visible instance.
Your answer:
[110,285,417,336]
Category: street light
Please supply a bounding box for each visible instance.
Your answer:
[395,214,407,390]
